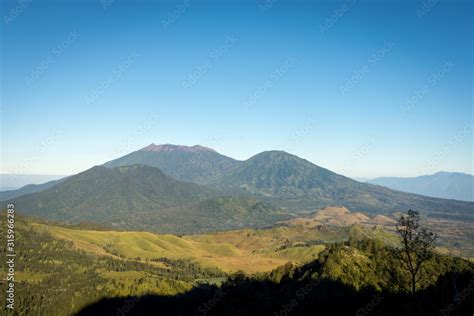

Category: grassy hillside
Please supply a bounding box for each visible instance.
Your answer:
[0,215,225,316]
[31,221,339,273]
[3,214,472,316]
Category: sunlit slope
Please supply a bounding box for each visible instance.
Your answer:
[31,223,340,273]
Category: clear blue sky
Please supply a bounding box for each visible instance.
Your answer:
[1,0,472,178]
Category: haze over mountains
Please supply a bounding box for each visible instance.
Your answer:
[368,172,474,202]
[0,178,65,201]
[0,173,65,190]
[4,144,473,233]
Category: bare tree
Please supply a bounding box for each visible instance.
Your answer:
[396,210,438,294]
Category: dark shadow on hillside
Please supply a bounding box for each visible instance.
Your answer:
[77,270,474,316]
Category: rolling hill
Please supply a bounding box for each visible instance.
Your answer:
[368,171,474,202]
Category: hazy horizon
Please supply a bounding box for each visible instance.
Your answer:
[0,142,472,180]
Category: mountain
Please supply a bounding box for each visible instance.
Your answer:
[104,143,241,184]
[211,150,347,196]
[368,171,474,202]
[103,146,474,222]
[209,151,474,221]
[0,178,65,201]
[8,165,287,233]
[15,145,473,229]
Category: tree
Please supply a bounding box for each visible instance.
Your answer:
[396,210,438,294]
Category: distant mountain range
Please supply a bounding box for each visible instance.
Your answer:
[0,178,65,201]
[368,172,473,202]
[0,173,66,190]
[3,144,473,233]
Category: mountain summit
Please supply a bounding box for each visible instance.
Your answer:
[105,143,240,184]
[141,143,217,153]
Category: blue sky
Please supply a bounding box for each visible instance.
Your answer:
[1,0,472,178]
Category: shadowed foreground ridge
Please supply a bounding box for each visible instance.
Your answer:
[78,270,474,316]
